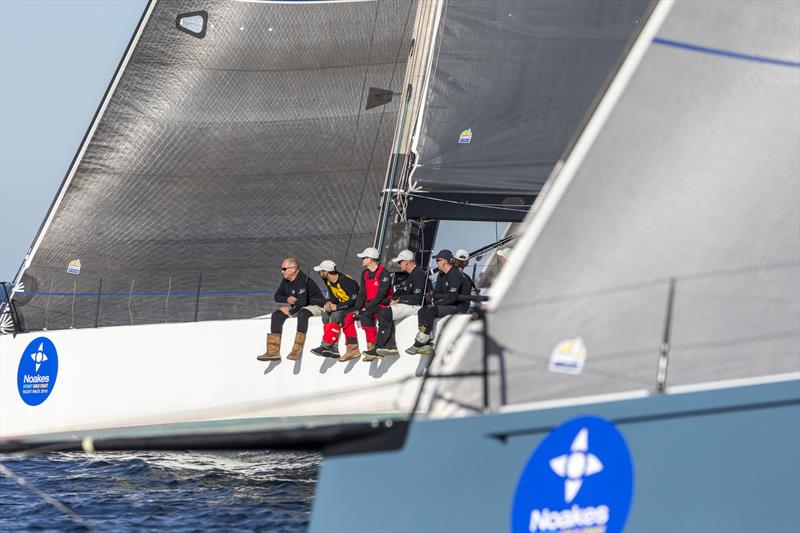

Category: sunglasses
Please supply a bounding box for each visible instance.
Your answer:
[281,266,296,271]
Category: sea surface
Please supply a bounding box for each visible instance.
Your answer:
[0,451,320,531]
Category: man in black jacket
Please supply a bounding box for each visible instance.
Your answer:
[454,248,479,305]
[310,259,360,358]
[257,257,325,362]
[372,250,427,357]
[406,249,468,356]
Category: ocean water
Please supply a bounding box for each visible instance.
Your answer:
[0,451,320,531]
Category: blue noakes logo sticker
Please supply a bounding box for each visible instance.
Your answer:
[511,416,633,533]
[17,337,59,406]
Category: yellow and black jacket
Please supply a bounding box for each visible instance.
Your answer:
[324,273,360,311]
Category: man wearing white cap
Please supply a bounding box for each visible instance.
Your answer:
[371,249,427,357]
[454,248,478,305]
[338,247,393,362]
[454,249,470,269]
[309,260,359,358]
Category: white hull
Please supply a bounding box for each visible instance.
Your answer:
[0,316,427,440]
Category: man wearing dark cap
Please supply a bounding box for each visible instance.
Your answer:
[406,249,468,355]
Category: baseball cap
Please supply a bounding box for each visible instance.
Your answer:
[391,250,415,263]
[313,260,337,272]
[435,249,454,261]
[356,247,380,259]
[454,249,469,261]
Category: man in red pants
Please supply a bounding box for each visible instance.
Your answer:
[338,247,393,362]
[310,259,360,359]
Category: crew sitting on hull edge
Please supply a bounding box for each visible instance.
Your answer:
[310,260,360,359]
[375,250,427,356]
[407,249,469,356]
[340,247,393,363]
[257,257,325,362]
[454,248,478,305]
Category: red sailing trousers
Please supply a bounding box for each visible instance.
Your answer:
[322,311,378,344]
[340,265,392,345]
[342,310,377,344]
[322,321,341,345]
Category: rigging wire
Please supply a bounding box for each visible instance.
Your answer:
[338,1,381,267]
[0,461,96,530]
[343,0,417,262]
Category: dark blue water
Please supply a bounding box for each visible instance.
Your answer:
[0,451,320,531]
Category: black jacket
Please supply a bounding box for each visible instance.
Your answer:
[324,273,360,311]
[456,270,478,304]
[432,267,466,309]
[392,266,427,306]
[274,271,325,314]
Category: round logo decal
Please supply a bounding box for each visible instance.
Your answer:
[17,336,59,406]
[511,416,634,533]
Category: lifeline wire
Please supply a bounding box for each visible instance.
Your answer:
[0,461,96,530]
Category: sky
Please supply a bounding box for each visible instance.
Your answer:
[0,0,503,282]
[0,0,147,281]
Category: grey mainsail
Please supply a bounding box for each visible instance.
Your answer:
[429,0,800,413]
[404,0,649,222]
[13,0,416,331]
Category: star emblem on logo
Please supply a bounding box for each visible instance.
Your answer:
[31,342,48,372]
[549,428,603,503]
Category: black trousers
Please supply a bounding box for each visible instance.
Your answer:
[377,306,395,347]
[271,308,314,334]
[417,304,462,334]
[359,310,378,327]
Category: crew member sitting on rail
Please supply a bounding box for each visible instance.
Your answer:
[373,250,427,357]
[406,249,468,356]
[310,260,360,359]
[338,247,393,363]
[257,257,325,362]
[454,248,479,305]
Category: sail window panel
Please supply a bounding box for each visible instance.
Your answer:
[429,0,800,412]
[142,1,409,72]
[17,0,416,331]
[176,11,207,39]
[411,0,650,205]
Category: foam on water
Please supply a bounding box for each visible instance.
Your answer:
[0,451,320,531]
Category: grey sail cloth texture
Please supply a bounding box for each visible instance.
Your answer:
[431,0,800,412]
[16,0,417,331]
[409,0,649,211]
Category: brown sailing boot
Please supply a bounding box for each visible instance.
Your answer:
[257,333,282,361]
[361,343,380,362]
[338,343,361,362]
[287,332,306,361]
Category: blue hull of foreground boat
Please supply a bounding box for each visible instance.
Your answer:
[312,378,800,532]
